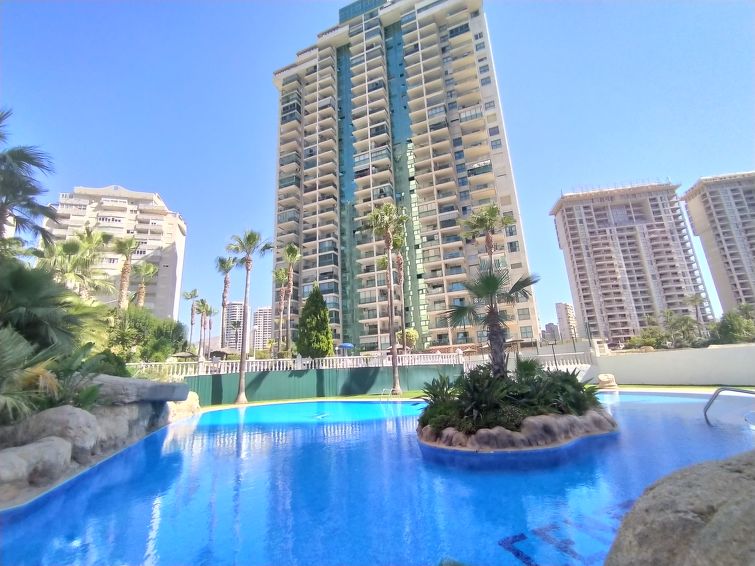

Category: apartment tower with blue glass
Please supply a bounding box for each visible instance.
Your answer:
[272,0,540,351]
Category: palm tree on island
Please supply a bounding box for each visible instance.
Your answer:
[215,256,235,348]
[282,243,302,351]
[273,267,288,354]
[366,203,408,394]
[227,230,271,404]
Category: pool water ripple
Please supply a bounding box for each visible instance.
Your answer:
[1,394,753,565]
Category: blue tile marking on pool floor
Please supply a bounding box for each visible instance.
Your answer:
[499,500,634,565]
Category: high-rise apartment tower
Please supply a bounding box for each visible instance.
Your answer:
[682,172,755,312]
[252,306,273,352]
[551,182,711,343]
[223,301,248,352]
[272,0,539,351]
[44,185,186,319]
[555,302,578,340]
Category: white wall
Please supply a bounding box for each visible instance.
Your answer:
[584,344,755,386]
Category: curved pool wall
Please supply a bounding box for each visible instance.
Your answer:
[1,393,754,566]
[185,364,462,405]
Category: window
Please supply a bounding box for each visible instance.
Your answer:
[508,241,520,253]
[459,190,470,201]
[489,126,500,136]
[520,326,533,339]
[458,177,468,186]
[478,56,487,63]
[447,101,457,110]
[505,224,517,237]
[481,77,491,86]
[517,308,530,320]
[444,78,455,87]
[454,150,464,160]
[490,139,502,150]
[452,137,463,147]
[479,65,489,74]
[474,32,483,40]
[475,41,485,51]
[484,101,495,110]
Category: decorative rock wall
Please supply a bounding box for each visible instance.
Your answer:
[418,409,617,452]
[0,375,200,509]
[606,449,755,566]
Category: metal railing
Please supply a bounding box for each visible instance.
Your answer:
[126,352,466,380]
[703,387,755,424]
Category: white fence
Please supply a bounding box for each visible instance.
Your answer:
[126,350,593,381]
[126,352,466,380]
[463,352,592,374]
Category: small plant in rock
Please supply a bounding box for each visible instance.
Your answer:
[37,343,103,410]
[422,374,458,405]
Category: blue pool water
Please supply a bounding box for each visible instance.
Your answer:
[1,393,753,565]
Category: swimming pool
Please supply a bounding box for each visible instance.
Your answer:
[1,392,753,565]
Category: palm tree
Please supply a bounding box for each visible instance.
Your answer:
[183,289,199,351]
[0,109,57,245]
[32,238,114,300]
[206,306,218,357]
[273,267,288,353]
[684,293,706,337]
[736,302,754,321]
[463,204,515,274]
[366,203,408,394]
[215,257,235,348]
[227,231,271,404]
[282,243,302,350]
[446,268,539,378]
[194,298,210,359]
[132,262,159,308]
[229,319,242,352]
[113,237,140,311]
[392,233,408,352]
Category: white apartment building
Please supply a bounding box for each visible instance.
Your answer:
[682,171,755,312]
[555,302,579,340]
[44,185,187,319]
[252,306,273,352]
[551,183,711,343]
[223,301,248,352]
[272,0,540,351]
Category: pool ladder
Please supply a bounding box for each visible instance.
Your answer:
[703,387,755,424]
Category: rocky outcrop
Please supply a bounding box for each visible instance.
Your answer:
[606,449,755,566]
[419,409,617,453]
[0,374,199,509]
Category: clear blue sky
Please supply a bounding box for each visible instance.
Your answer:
[2,0,753,329]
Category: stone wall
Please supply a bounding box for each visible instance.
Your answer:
[0,374,200,509]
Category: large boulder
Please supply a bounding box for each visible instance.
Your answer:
[93,374,189,405]
[520,415,562,446]
[163,391,201,424]
[13,406,99,464]
[91,402,160,453]
[0,436,72,485]
[606,449,755,566]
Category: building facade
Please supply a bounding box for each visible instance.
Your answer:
[252,306,273,352]
[272,0,539,352]
[551,183,711,343]
[682,172,755,313]
[223,301,249,352]
[44,185,186,319]
[555,302,578,340]
[542,322,560,342]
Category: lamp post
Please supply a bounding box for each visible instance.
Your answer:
[549,340,558,368]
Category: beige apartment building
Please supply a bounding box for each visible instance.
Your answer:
[682,171,755,312]
[551,183,711,343]
[44,185,186,319]
[223,301,248,352]
[555,302,578,340]
[252,306,273,352]
[271,0,539,351]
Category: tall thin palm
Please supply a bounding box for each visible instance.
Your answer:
[194,298,210,358]
[446,268,539,378]
[463,204,514,274]
[684,293,706,337]
[227,230,271,404]
[132,262,159,308]
[282,243,302,350]
[113,237,140,311]
[392,234,408,352]
[206,307,218,356]
[215,257,235,348]
[0,109,57,245]
[366,203,408,394]
[273,268,288,354]
[182,289,199,351]
[229,319,242,351]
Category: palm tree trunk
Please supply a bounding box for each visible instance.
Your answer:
[277,287,286,355]
[385,236,401,394]
[0,206,9,240]
[486,230,494,274]
[208,317,213,356]
[488,311,507,378]
[189,301,196,352]
[221,274,230,348]
[118,257,132,310]
[136,283,146,308]
[236,261,252,404]
[286,264,294,351]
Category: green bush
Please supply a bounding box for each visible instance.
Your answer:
[418,362,600,435]
[88,349,131,377]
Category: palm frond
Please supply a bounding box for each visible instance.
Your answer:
[445,304,484,328]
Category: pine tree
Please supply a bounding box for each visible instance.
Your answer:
[296,284,334,358]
